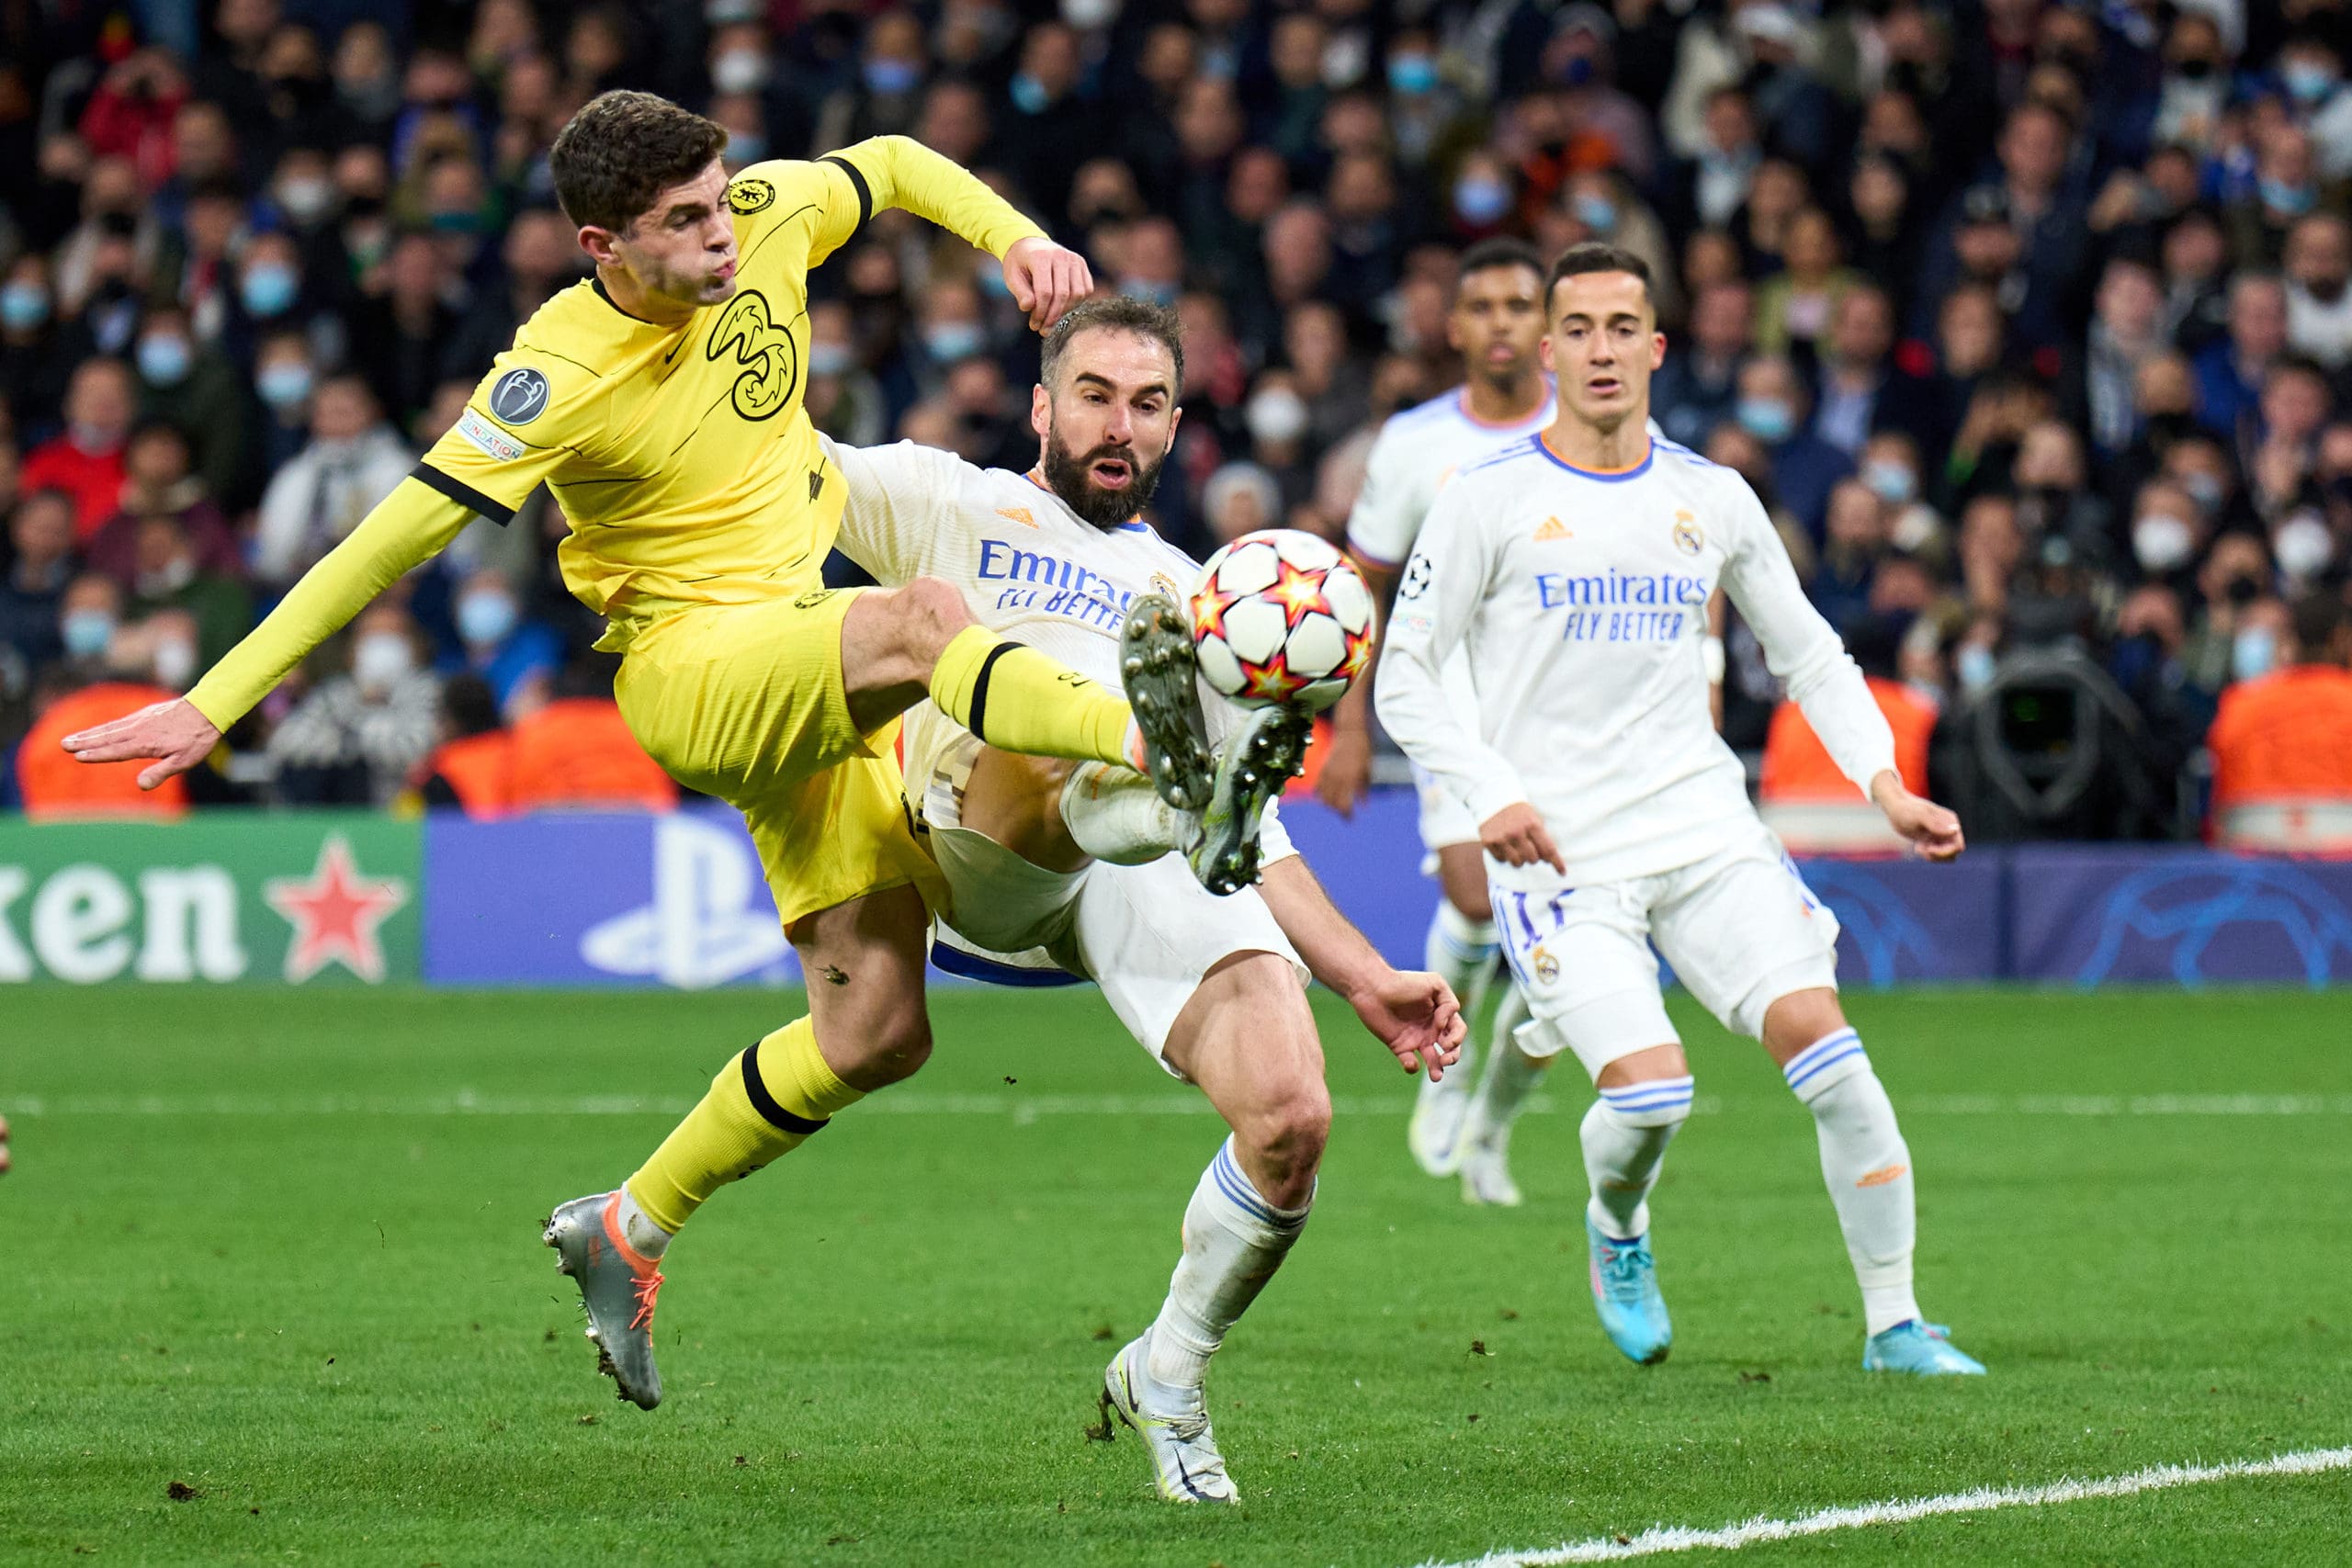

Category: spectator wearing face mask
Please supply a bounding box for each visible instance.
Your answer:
[0,254,74,434]
[253,373,414,588]
[2208,592,2352,850]
[130,304,249,506]
[21,358,137,539]
[444,567,561,718]
[2125,478,2208,589]
[1732,354,1852,541]
[2278,35,2352,182]
[251,329,320,474]
[0,490,79,675]
[2180,532,2281,697]
[267,602,441,807]
[2282,213,2352,371]
[121,513,251,672]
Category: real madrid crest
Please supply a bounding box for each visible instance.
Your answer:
[1532,945,1560,986]
[1671,508,1703,556]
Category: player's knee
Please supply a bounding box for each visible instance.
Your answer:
[889,576,974,663]
[1245,1080,1329,1190]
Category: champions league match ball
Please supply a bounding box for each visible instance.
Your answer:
[1189,529,1376,712]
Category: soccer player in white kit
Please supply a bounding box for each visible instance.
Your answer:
[1319,240,1556,1189]
[1376,244,1986,1377]
[828,297,1468,1499]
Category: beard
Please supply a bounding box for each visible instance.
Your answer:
[1041,428,1167,529]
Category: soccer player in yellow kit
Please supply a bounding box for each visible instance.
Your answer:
[62,91,1226,1410]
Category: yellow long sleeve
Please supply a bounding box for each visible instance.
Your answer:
[186,478,474,730]
[834,134,1046,260]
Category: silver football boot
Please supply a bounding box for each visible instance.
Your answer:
[1189,703,1312,895]
[1118,594,1216,813]
[1095,1331,1239,1504]
[543,1191,664,1410]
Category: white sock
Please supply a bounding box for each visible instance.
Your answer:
[615,1186,673,1259]
[1783,1029,1920,1337]
[1422,900,1498,1013]
[1464,1023,1545,1156]
[1581,1076,1692,1239]
[1061,762,1185,865]
[1147,1136,1312,1396]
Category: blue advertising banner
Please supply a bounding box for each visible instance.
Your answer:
[2006,847,2352,986]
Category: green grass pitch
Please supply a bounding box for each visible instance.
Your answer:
[6,986,2349,1566]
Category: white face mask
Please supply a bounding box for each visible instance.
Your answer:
[2132,513,2195,572]
[153,637,198,691]
[712,50,770,95]
[353,630,414,693]
[2274,514,2336,579]
[1247,389,1308,446]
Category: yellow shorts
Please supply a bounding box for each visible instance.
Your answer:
[614,588,944,930]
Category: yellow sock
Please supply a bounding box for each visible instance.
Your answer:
[625,1017,863,1235]
[930,626,1133,765]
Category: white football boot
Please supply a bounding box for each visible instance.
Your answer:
[1457,1115,1523,1207]
[1097,1331,1239,1503]
[1408,1068,1473,1177]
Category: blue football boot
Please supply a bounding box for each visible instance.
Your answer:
[1862,1320,1987,1376]
[1586,1216,1672,1366]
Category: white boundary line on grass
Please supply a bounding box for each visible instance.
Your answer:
[6,1091,2352,1120]
[1407,1446,2352,1567]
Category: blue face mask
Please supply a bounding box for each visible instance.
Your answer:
[1956,643,1997,693]
[2262,177,2318,217]
[864,58,922,96]
[1864,459,1917,503]
[1,282,48,331]
[257,362,313,410]
[2285,62,2338,104]
[925,322,985,363]
[241,264,299,319]
[1737,397,1795,444]
[1010,73,1050,115]
[1453,176,1510,226]
[808,343,853,377]
[2233,626,2277,682]
[62,609,117,660]
[727,130,767,165]
[1573,192,1618,232]
[458,592,519,649]
[137,334,192,387]
[1387,54,1438,96]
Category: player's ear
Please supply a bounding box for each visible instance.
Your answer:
[1650,332,1667,369]
[1030,382,1052,443]
[1538,333,1555,373]
[578,224,621,268]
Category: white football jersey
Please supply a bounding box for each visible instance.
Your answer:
[1375,431,1895,887]
[824,436,1294,859]
[1346,385,1557,570]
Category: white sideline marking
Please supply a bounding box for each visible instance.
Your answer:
[6,1091,2352,1120]
[1408,1447,2352,1567]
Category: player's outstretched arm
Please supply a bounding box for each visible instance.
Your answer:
[1870,771,1966,861]
[1257,855,1465,1079]
[62,479,474,788]
[831,137,1091,330]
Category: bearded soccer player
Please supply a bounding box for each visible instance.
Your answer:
[62,92,1232,1408]
[1377,243,1984,1376]
[827,297,1466,1499]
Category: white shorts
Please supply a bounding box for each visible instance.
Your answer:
[922,822,1306,1080]
[1490,826,1840,1079]
[1410,649,1487,869]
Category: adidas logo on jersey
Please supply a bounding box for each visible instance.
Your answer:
[996,506,1037,527]
[1532,516,1571,542]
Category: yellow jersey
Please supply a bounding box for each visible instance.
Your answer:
[187,135,1041,728]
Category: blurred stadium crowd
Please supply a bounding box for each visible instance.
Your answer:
[4,0,2352,837]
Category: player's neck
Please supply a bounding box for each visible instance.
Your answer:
[1543,406,1651,472]
[1463,371,1545,427]
[594,266,695,328]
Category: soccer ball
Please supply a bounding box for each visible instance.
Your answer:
[1189,529,1375,711]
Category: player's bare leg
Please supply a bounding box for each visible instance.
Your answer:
[1411,842,1502,1176]
[0,1112,11,1176]
[1100,953,1328,1503]
[1760,988,1984,1375]
[839,577,1214,811]
[548,886,935,1409]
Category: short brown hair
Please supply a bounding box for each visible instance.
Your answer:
[1544,242,1656,315]
[549,91,728,233]
[1040,295,1186,396]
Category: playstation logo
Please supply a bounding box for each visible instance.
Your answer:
[579,815,795,988]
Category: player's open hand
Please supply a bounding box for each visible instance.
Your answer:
[1347,969,1465,1080]
[1314,726,1373,817]
[1001,236,1093,332]
[60,697,220,791]
[1480,801,1565,874]
[1872,773,1965,862]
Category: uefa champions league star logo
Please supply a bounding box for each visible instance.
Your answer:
[579,815,794,989]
